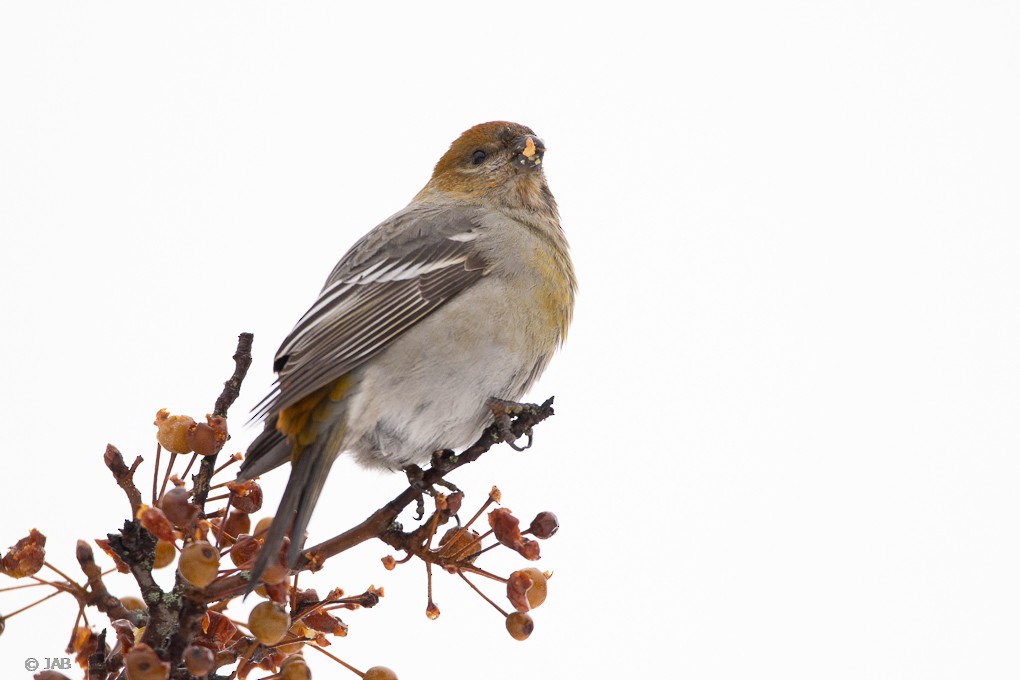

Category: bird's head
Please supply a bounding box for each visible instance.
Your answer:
[418,121,556,216]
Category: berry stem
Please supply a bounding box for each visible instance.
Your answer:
[2,588,63,619]
[306,641,365,676]
[158,451,178,501]
[0,581,52,593]
[459,563,508,584]
[457,570,508,617]
[43,561,81,589]
[180,452,199,481]
[213,453,243,476]
[151,443,161,504]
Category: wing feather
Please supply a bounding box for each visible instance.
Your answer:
[253,204,487,420]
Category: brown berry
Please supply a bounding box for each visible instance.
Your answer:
[253,516,273,537]
[137,505,175,542]
[185,417,225,457]
[179,540,219,588]
[248,601,290,645]
[153,540,177,569]
[1,528,46,578]
[505,611,534,640]
[183,644,214,677]
[124,642,170,680]
[159,487,199,527]
[229,535,259,568]
[528,511,559,539]
[280,654,311,680]
[222,511,251,542]
[364,666,399,680]
[227,480,264,513]
[257,536,291,585]
[521,567,548,609]
[154,409,195,454]
[120,596,147,612]
[438,527,482,563]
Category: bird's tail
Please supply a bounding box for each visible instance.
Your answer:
[238,421,290,480]
[245,438,340,594]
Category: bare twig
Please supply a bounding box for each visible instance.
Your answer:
[75,540,145,628]
[192,332,254,510]
[103,445,144,516]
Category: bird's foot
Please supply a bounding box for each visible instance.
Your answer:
[486,398,539,451]
[403,451,460,519]
[403,464,427,519]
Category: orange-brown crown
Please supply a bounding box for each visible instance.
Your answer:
[431,121,538,179]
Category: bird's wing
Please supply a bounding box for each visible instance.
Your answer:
[252,203,488,420]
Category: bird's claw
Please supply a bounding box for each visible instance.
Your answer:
[486,398,538,451]
[403,453,461,519]
[403,464,427,519]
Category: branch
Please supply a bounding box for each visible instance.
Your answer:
[75,540,146,628]
[213,332,254,419]
[193,332,254,509]
[103,445,143,516]
[198,397,555,603]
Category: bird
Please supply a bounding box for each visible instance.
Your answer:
[238,121,576,589]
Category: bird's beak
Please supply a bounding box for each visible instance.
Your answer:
[512,135,545,170]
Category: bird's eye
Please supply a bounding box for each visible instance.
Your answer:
[471,150,487,165]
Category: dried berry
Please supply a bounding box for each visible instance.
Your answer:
[438,527,482,564]
[227,480,264,514]
[202,610,239,646]
[153,540,176,569]
[303,608,348,636]
[445,491,464,515]
[1,528,46,578]
[488,508,522,548]
[222,511,251,542]
[179,540,219,588]
[528,511,559,539]
[248,601,290,645]
[120,595,146,612]
[505,611,534,641]
[258,537,291,586]
[158,487,199,528]
[95,538,130,573]
[488,508,541,560]
[426,600,440,620]
[124,643,170,680]
[518,538,541,561]
[253,516,274,537]
[110,618,137,654]
[137,505,175,542]
[280,655,312,680]
[154,409,195,454]
[507,569,533,612]
[183,644,215,677]
[522,566,546,607]
[229,535,259,568]
[185,417,224,457]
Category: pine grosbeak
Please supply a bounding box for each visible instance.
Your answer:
[239,121,575,587]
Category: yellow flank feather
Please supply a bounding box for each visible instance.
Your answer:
[275,375,353,455]
[530,246,576,346]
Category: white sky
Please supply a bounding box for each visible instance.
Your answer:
[2,2,1019,679]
